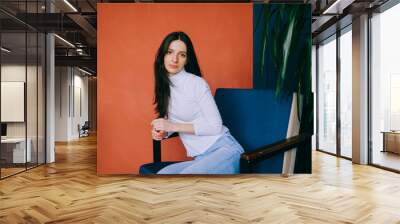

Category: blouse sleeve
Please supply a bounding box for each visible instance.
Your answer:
[192,78,223,136]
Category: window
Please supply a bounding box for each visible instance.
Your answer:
[317,35,337,154]
[339,28,352,158]
[370,2,400,171]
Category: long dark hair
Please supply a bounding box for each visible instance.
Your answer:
[154,31,202,118]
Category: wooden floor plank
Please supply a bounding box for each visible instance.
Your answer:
[1,134,400,223]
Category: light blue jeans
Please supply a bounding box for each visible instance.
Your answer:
[157,132,244,174]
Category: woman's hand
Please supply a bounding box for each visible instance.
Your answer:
[151,129,167,141]
[151,118,175,132]
[151,118,195,135]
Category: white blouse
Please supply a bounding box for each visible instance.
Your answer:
[167,69,228,157]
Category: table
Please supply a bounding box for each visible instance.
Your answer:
[381,131,400,154]
[1,138,32,163]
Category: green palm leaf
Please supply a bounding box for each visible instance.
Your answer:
[255,4,313,134]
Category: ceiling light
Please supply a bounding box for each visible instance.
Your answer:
[1,47,11,53]
[322,0,346,15]
[77,67,93,76]
[63,0,78,12]
[322,0,355,15]
[54,34,75,48]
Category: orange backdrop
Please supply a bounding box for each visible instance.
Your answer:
[97,3,253,174]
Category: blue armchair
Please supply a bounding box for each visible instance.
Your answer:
[139,88,311,175]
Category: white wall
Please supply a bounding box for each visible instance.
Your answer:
[55,67,89,141]
[1,65,41,137]
[1,65,26,135]
[73,72,89,137]
[55,67,69,141]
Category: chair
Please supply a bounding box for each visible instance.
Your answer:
[139,89,311,175]
[78,121,90,138]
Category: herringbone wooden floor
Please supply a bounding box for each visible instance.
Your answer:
[1,134,400,224]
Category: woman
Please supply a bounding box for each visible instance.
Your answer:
[151,31,244,174]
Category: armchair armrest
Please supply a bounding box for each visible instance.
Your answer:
[153,132,179,163]
[240,133,312,173]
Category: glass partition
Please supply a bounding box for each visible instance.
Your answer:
[1,30,28,177]
[0,1,46,179]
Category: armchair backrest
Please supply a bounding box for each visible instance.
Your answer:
[215,88,293,173]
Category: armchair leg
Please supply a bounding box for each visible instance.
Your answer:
[282,148,297,177]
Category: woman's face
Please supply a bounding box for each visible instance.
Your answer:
[164,40,187,75]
